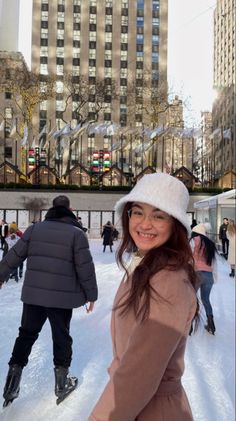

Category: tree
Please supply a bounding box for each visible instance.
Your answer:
[62,74,117,124]
[0,57,56,143]
[20,196,49,223]
[56,74,118,175]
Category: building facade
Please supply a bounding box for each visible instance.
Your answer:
[212,0,236,187]
[0,51,29,182]
[31,0,168,179]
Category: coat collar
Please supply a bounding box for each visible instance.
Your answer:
[45,206,80,227]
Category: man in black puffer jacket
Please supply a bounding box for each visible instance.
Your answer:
[0,195,98,406]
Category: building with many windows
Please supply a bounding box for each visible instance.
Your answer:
[212,0,235,187]
[0,51,29,182]
[31,0,168,180]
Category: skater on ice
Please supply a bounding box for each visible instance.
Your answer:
[89,173,198,421]
[0,195,98,407]
[101,221,114,253]
[227,219,236,278]
[190,223,217,335]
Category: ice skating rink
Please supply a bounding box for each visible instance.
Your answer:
[0,240,235,421]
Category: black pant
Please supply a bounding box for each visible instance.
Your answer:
[0,236,6,249]
[222,238,229,255]
[9,303,73,368]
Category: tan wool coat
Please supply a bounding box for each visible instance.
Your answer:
[88,269,197,421]
[227,232,236,265]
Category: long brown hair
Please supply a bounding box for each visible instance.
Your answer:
[115,202,199,323]
[227,219,236,235]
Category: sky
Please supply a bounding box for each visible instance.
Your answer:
[0,239,235,421]
[18,0,217,125]
[168,0,217,125]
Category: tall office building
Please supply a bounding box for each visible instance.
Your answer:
[212,0,235,186]
[31,0,168,176]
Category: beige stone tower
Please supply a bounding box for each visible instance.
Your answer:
[212,0,235,187]
[31,0,168,177]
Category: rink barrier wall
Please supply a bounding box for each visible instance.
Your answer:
[0,190,210,238]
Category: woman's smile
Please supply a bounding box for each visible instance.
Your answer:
[129,202,173,254]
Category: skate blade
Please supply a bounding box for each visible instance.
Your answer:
[56,379,78,405]
[3,399,14,408]
[204,326,215,335]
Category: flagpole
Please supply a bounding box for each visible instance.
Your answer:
[212,135,215,187]
[15,138,17,183]
[130,133,133,184]
[26,140,28,181]
[48,138,50,184]
[161,136,164,172]
[121,134,124,186]
[141,126,144,171]
[221,126,224,188]
[110,134,113,186]
[230,126,233,188]
[3,118,6,184]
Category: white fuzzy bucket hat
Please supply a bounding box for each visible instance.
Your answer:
[115,173,191,234]
[192,223,211,236]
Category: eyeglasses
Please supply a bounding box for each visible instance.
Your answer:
[127,207,172,224]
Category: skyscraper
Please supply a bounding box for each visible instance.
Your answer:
[212,0,235,186]
[31,0,168,177]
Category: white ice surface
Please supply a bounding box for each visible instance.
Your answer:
[0,240,235,421]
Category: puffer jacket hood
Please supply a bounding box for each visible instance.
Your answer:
[45,206,84,230]
[45,205,76,221]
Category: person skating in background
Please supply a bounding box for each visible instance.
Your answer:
[8,222,24,278]
[190,218,197,230]
[191,223,217,335]
[101,221,114,253]
[227,219,236,277]
[77,216,88,233]
[0,195,98,407]
[111,227,119,241]
[3,228,21,283]
[89,173,198,421]
[219,217,229,258]
[0,219,8,250]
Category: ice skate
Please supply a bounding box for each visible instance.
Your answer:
[229,269,235,277]
[54,366,78,405]
[204,315,215,335]
[3,364,22,407]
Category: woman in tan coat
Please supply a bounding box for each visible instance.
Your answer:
[88,173,198,421]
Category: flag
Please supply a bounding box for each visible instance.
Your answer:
[109,141,122,151]
[31,137,36,148]
[68,123,81,137]
[223,128,231,139]
[106,123,120,136]
[38,125,48,148]
[53,123,71,139]
[150,127,164,139]
[9,121,17,137]
[87,122,98,135]
[212,128,221,137]
[60,124,71,138]
[143,128,153,137]
[47,126,56,138]
[21,127,28,146]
